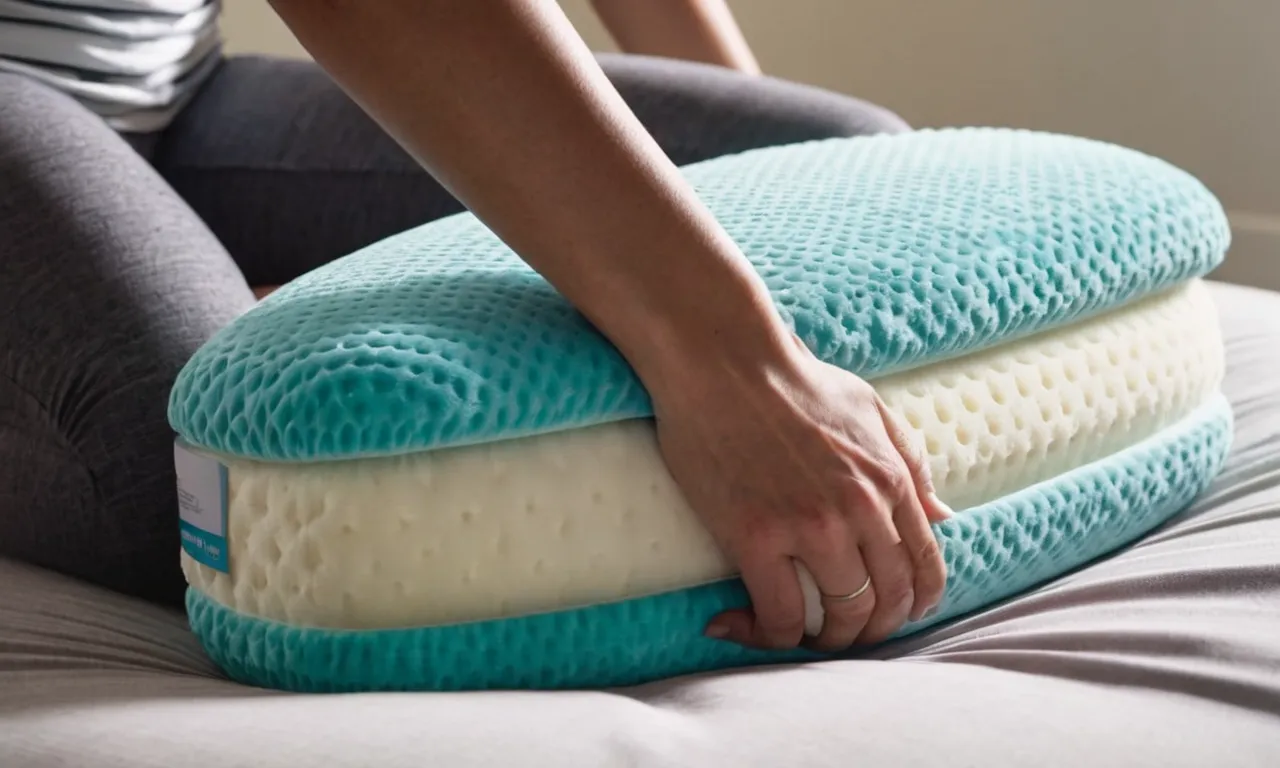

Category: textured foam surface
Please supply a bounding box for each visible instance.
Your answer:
[183,281,1224,630]
[167,128,1230,462]
[186,393,1233,693]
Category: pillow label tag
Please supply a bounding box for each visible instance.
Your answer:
[174,439,230,573]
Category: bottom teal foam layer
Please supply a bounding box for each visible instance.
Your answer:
[188,394,1233,693]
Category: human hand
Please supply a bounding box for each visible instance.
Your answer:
[266,0,941,650]
[649,336,952,652]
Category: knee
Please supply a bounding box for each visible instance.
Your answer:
[597,53,909,166]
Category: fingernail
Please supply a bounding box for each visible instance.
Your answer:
[923,605,939,619]
[704,623,730,639]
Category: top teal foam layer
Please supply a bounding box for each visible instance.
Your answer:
[168,128,1229,462]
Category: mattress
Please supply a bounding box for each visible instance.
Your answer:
[4,280,1278,768]
[167,127,1232,692]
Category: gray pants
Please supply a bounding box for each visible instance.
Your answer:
[0,55,909,607]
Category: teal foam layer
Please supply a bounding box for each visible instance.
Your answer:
[187,393,1233,693]
[168,129,1229,462]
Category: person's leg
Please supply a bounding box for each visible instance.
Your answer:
[153,54,909,288]
[0,53,902,604]
[0,74,254,607]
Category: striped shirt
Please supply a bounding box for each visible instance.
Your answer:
[0,0,222,132]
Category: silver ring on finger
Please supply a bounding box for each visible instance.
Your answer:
[821,575,873,603]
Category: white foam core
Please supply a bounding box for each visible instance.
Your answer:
[183,281,1224,631]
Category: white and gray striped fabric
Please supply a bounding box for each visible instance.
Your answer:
[0,0,221,131]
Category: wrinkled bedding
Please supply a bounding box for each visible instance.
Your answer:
[1,280,1278,767]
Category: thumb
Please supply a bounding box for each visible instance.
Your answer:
[875,396,954,523]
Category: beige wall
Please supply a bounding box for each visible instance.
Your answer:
[222,0,1278,289]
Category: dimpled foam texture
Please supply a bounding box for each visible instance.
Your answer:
[167,128,1230,462]
[181,280,1225,631]
[186,394,1233,693]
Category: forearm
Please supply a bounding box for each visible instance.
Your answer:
[590,0,761,74]
[268,0,794,387]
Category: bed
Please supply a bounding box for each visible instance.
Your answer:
[2,279,1278,767]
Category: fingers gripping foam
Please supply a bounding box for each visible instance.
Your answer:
[182,281,1225,630]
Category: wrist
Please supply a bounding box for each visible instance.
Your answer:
[588,258,804,406]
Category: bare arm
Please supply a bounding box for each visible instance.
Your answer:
[590,0,761,74]
[268,0,947,651]
[267,0,788,389]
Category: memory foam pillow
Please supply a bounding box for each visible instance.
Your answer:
[169,128,1233,693]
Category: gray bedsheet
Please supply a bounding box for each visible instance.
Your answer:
[2,280,1278,767]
